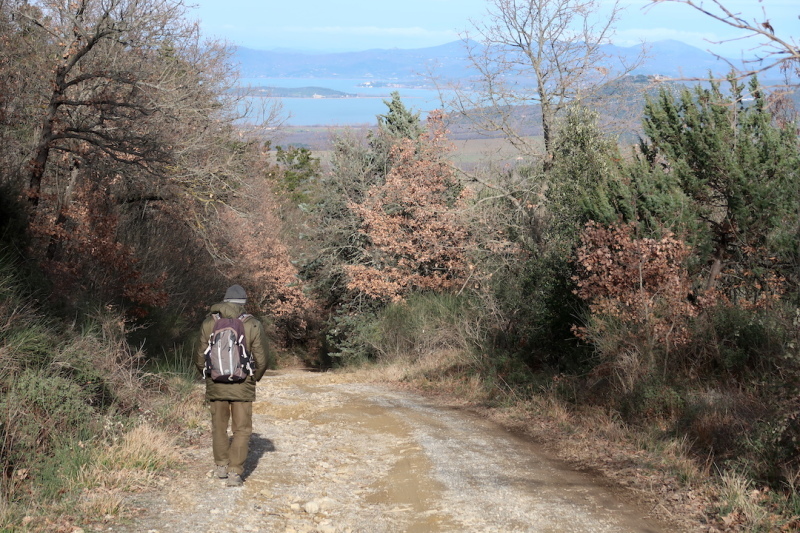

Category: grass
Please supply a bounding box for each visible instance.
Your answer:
[0,255,202,531]
[76,423,181,497]
[717,470,772,531]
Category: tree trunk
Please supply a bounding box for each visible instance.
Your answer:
[45,158,81,260]
[705,250,725,293]
[27,64,66,209]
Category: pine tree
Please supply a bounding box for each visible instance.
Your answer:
[636,76,800,302]
[376,91,424,140]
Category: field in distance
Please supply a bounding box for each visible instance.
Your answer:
[268,125,543,170]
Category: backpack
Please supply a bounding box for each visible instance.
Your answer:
[203,313,254,383]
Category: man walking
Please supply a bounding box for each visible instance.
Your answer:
[195,284,273,487]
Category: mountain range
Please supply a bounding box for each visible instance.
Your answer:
[233,39,753,83]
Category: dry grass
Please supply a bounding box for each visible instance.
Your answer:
[717,470,771,530]
[149,377,208,433]
[363,348,496,404]
[73,423,181,519]
[449,136,544,168]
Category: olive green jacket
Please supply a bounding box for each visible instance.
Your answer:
[195,302,273,402]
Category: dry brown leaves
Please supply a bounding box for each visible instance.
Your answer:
[345,111,473,302]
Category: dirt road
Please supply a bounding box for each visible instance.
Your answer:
[116,370,678,533]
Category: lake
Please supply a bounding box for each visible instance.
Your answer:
[238,78,447,126]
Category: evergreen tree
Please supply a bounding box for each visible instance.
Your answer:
[376,91,424,140]
[302,91,427,308]
[547,106,634,238]
[635,76,800,301]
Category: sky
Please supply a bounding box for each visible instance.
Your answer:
[188,0,799,58]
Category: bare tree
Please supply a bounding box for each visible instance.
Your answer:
[18,0,179,205]
[442,0,641,161]
[0,0,286,311]
[14,0,269,213]
[647,0,799,79]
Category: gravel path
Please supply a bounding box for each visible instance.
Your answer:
[112,370,678,533]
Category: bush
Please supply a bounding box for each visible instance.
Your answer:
[617,378,685,423]
[704,304,793,375]
[322,292,483,369]
[55,309,149,413]
[324,309,380,366]
[0,369,98,500]
[368,292,475,363]
[0,181,29,258]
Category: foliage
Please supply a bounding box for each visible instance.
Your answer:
[274,145,321,204]
[367,292,477,362]
[34,178,169,316]
[299,128,392,311]
[573,221,697,349]
[0,249,204,527]
[290,96,477,361]
[302,93,425,294]
[346,111,473,302]
[0,182,29,258]
[559,74,800,510]
[324,310,380,365]
[461,108,631,372]
[638,76,800,302]
[377,91,425,140]
[213,167,320,347]
[1,370,98,497]
[546,106,634,233]
[0,0,287,325]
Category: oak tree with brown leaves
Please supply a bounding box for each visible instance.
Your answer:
[573,221,697,358]
[213,153,319,345]
[345,111,473,303]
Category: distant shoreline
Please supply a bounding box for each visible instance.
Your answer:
[270,95,425,100]
[235,86,429,100]
[235,78,444,126]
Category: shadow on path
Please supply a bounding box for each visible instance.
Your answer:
[243,433,275,480]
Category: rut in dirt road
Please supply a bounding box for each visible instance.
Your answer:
[117,371,678,533]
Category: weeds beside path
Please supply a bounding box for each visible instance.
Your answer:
[108,369,688,533]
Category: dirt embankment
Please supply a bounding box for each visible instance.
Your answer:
[114,370,687,533]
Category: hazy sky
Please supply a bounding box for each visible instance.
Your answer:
[189,0,798,58]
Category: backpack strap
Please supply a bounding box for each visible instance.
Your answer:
[203,313,223,363]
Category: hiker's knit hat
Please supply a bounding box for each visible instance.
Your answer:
[223,284,247,305]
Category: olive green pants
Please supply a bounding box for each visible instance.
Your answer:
[210,400,253,476]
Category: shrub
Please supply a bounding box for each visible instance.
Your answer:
[368,292,475,363]
[704,304,793,375]
[0,369,97,500]
[55,309,149,413]
[617,378,685,423]
[572,221,699,392]
[638,76,800,302]
[345,111,472,303]
[324,309,380,366]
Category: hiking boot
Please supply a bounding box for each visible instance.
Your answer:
[214,465,228,479]
[226,473,243,487]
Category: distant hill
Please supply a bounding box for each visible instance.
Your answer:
[233,39,750,82]
[234,40,471,81]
